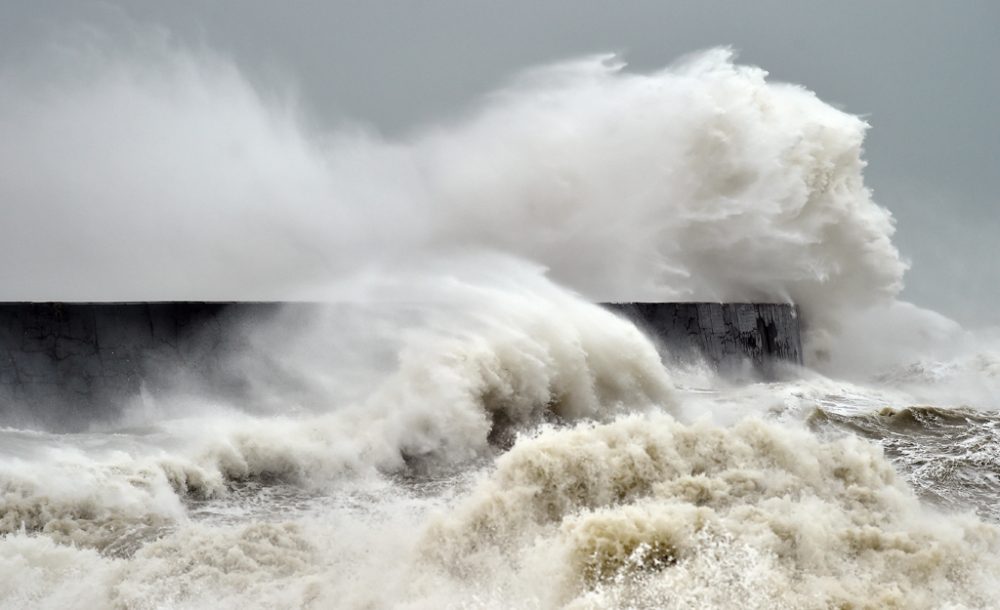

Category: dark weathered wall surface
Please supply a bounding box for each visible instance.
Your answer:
[0,303,282,428]
[603,302,802,374]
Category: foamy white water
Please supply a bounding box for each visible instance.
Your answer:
[2,41,999,609]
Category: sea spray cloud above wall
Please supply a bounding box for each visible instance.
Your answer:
[0,39,909,363]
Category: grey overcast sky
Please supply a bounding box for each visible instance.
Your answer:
[2,0,998,325]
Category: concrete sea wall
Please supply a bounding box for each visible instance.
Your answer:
[1,301,802,428]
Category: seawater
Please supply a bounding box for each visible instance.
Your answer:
[1,45,999,609]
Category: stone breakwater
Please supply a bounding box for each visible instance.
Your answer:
[0,302,801,429]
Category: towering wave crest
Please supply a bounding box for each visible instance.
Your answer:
[417,50,906,344]
[0,41,908,362]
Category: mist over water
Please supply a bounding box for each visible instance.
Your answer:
[1,35,999,609]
